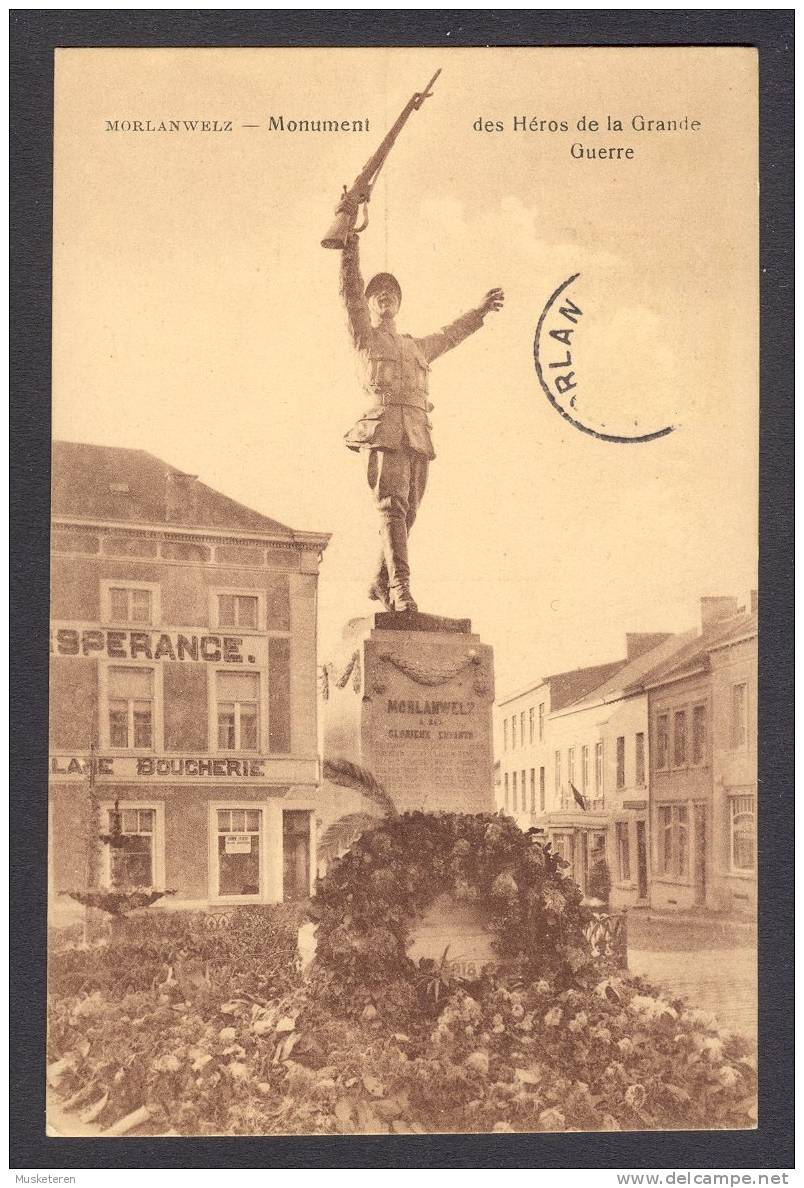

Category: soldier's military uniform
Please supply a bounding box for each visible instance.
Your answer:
[340,235,485,611]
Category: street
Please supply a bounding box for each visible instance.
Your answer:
[626,913,756,1044]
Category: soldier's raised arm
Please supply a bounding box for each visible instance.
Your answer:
[339,225,372,350]
[416,288,505,364]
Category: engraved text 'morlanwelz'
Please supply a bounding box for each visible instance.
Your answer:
[387,698,475,716]
[267,116,370,133]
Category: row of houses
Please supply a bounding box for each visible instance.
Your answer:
[494,598,757,914]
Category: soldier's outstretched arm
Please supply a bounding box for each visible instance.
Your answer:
[339,228,372,349]
[417,288,505,364]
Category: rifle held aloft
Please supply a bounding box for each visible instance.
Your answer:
[321,68,441,249]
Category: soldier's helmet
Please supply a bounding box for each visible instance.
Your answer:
[365,272,402,306]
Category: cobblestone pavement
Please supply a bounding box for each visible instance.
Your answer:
[628,945,757,1043]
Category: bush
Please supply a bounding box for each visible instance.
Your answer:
[48,904,304,1000]
[311,812,594,1015]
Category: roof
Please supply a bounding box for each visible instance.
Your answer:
[705,609,758,653]
[498,659,629,710]
[51,441,317,539]
[559,628,699,709]
[636,610,757,689]
[544,660,629,711]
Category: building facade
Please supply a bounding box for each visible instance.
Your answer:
[494,660,627,831]
[709,621,757,913]
[542,633,682,909]
[494,603,756,916]
[646,603,757,913]
[48,443,329,917]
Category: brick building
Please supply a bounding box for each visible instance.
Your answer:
[645,599,757,912]
[48,442,329,916]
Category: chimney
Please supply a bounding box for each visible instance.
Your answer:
[165,471,199,523]
[626,632,672,661]
[700,595,739,631]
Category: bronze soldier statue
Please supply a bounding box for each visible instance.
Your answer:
[322,71,504,612]
[337,218,504,612]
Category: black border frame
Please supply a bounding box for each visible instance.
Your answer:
[10,9,794,1170]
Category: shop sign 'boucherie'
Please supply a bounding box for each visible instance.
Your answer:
[50,754,268,779]
[50,625,258,664]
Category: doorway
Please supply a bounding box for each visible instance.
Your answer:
[283,811,311,901]
[636,820,648,900]
[578,832,589,894]
[693,803,707,906]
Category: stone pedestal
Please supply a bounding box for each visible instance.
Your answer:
[323,611,495,815]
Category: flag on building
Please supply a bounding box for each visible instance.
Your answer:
[570,782,588,811]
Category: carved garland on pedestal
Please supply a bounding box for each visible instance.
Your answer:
[375,649,488,695]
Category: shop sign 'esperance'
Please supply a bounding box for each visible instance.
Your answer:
[50,626,258,664]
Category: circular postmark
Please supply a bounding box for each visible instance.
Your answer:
[533,273,676,443]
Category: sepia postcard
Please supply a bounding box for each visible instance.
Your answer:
[42,42,765,1144]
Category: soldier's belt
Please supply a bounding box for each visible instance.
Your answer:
[379,393,428,410]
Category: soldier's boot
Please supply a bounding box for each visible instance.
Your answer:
[367,557,392,611]
[382,517,418,613]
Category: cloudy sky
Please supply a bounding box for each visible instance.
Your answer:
[53,47,758,695]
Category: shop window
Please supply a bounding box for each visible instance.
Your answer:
[656,713,669,770]
[692,705,707,765]
[215,808,262,897]
[104,806,155,887]
[674,710,687,767]
[103,582,158,625]
[658,804,689,878]
[216,671,260,751]
[616,821,631,882]
[108,666,153,749]
[217,592,259,630]
[635,732,646,785]
[731,683,747,749]
[616,736,625,788]
[729,794,755,872]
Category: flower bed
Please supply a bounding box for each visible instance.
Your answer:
[47,962,756,1135]
[47,815,756,1135]
[48,904,303,1000]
